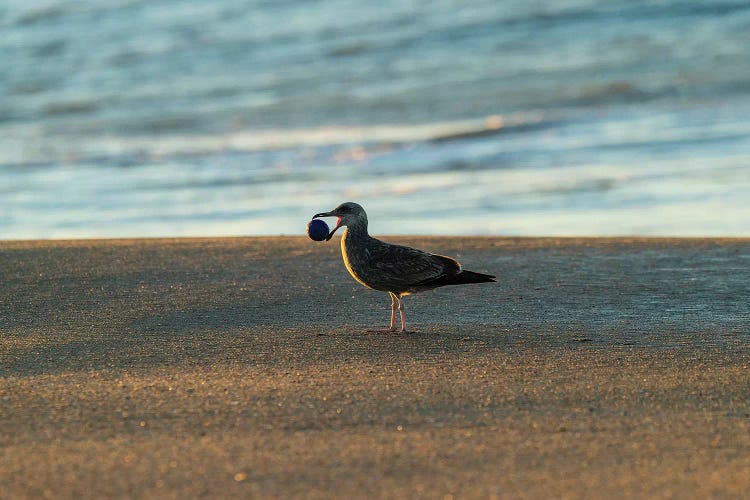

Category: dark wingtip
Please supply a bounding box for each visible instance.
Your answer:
[414,270,496,288]
[462,271,496,284]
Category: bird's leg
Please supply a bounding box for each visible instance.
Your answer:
[388,292,398,332]
[367,293,399,334]
[397,295,406,332]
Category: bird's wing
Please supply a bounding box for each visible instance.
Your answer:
[366,240,461,289]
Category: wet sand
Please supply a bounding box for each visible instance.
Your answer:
[1,237,749,498]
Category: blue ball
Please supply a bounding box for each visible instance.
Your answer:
[307,219,330,241]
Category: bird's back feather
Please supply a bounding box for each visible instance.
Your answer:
[342,231,493,294]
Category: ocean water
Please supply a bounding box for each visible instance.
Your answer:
[2,0,750,239]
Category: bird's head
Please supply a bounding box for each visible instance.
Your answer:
[313,202,367,241]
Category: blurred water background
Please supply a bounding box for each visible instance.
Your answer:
[2,0,750,238]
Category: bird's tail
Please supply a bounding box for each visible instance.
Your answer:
[418,270,496,287]
[450,270,496,285]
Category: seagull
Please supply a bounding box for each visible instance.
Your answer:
[312,202,496,332]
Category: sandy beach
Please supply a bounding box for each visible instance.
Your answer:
[1,236,749,498]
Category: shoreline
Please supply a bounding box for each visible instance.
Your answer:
[2,237,749,497]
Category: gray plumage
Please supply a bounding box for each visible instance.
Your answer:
[313,202,495,332]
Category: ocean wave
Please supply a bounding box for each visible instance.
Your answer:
[0,112,548,166]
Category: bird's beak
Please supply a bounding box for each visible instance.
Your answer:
[312,210,343,241]
[326,217,343,241]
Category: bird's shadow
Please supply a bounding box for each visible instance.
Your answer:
[363,328,430,336]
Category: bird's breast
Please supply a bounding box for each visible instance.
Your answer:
[341,228,375,290]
